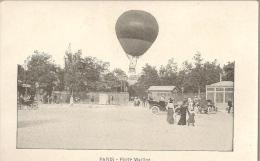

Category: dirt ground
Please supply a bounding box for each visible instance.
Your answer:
[17,104,233,151]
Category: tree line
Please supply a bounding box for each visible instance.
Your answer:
[130,52,234,97]
[18,50,128,98]
[18,50,234,98]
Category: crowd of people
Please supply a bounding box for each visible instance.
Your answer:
[130,94,234,126]
[165,96,233,126]
[166,97,198,126]
[131,96,147,107]
[130,95,200,126]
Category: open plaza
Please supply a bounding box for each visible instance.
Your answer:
[17,104,233,151]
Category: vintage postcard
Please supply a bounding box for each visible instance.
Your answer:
[0,1,258,161]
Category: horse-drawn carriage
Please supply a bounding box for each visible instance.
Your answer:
[17,83,39,110]
[18,96,39,110]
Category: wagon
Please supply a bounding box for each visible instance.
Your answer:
[18,97,39,110]
[17,83,39,110]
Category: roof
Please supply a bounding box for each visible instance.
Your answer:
[208,81,234,87]
[148,86,176,91]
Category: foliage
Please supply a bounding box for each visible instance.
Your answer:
[23,50,59,96]
[18,49,233,98]
[130,64,161,97]
[159,58,178,86]
[64,50,110,93]
[222,61,234,81]
[132,52,228,97]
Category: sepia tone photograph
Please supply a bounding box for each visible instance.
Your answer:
[15,2,236,151]
[0,1,258,161]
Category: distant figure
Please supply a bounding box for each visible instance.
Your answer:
[187,108,195,126]
[178,98,188,125]
[59,96,62,104]
[188,98,193,111]
[91,96,94,104]
[142,96,146,107]
[70,95,74,106]
[134,97,140,106]
[207,100,215,113]
[227,99,233,113]
[160,96,165,102]
[134,97,137,106]
[54,95,57,104]
[174,101,182,123]
[75,97,80,103]
[47,95,50,104]
[130,96,134,102]
[193,96,200,114]
[111,95,114,104]
[166,98,175,124]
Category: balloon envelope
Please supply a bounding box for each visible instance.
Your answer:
[116,10,159,57]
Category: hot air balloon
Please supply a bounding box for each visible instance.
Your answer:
[115,10,159,77]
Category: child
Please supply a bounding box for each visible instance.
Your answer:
[187,108,195,126]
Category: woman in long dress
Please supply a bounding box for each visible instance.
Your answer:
[166,98,174,124]
[187,108,195,126]
[178,98,188,125]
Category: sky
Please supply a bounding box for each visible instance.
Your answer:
[0,1,258,74]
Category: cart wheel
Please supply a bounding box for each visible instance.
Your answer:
[151,106,159,115]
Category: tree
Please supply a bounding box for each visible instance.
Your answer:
[203,59,223,85]
[103,72,121,92]
[138,64,161,89]
[113,68,127,80]
[54,66,65,91]
[112,68,128,92]
[176,60,193,92]
[17,64,26,83]
[132,64,161,97]
[25,50,58,96]
[64,49,110,93]
[159,58,178,86]
[178,55,223,94]
[189,52,207,94]
[64,49,85,93]
[222,61,234,81]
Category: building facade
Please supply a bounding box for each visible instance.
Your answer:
[206,81,234,110]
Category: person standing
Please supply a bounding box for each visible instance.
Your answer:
[166,98,175,124]
[70,95,74,106]
[227,99,233,113]
[188,98,193,111]
[178,98,189,125]
[187,108,195,126]
[193,96,200,114]
[142,96,146,107]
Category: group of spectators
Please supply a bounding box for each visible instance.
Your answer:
[131,96,148,107]
[166,97,200,126]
